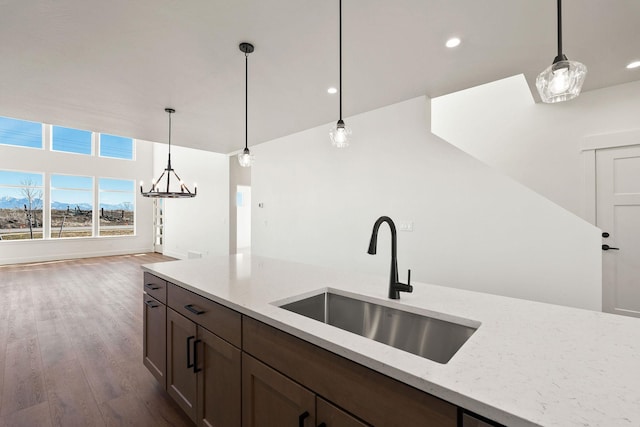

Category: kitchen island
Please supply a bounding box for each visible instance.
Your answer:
[142,254,640,427]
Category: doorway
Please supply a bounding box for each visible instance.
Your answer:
[236,185,251,254]
[596,144,640,317]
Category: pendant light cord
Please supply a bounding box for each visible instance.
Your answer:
[339,0,343,121]
[245,51,249,151]
[167,110,172,169]
[557,0,563,57]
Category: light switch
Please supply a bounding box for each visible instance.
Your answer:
[399,221,414,232]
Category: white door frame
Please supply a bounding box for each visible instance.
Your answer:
[582,129,640,313]
[581,128,640,224]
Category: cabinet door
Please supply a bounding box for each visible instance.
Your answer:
[167,308,197,422]
[197,326,241,427]
[143,295,166,388]
[317,398,370,427]
[242,353,315,427]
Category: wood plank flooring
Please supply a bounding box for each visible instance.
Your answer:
[0,253,194,427]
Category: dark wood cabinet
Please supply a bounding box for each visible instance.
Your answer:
[166,307,242,426]
[197,326,241,427]
[242,353,315,427]
[243,317,457,427]
[167,307,198,422]
[142,294,166,388]
[317,398,369,427]
[143,272,167,303]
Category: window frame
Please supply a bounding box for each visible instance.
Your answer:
[98,134,135,161]
[0,169,45,241]
[50,125,94,156]
[49,173,95,239]
[98,177,136,237]
[0,116,44,150]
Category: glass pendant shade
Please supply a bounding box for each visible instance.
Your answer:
[329,119,351,148]
[536,58,587,103]
[238,147,253,167]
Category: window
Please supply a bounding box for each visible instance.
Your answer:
[0,116,43,149]
[52,126,92,155]
[99,134,134,160]
[0,170,44,240]
[99,178,135,236]
[50,174,93,238]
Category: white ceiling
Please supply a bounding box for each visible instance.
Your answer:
[1,0,639,154]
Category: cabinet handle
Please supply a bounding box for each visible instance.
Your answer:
[184,304,205,315]
[193,339,202,373]
[144,283,160,290]
[298,411,309,427]
[144,300,159,308]
[186,336,195,369]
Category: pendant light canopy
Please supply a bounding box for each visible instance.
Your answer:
[238,42,254,168]
[140,108,197,198]
[536,0,587,103]
[329,0,351,148]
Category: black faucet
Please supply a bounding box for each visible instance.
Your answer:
[367,216,413,299]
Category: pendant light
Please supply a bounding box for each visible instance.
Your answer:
[140,108,197,198]
[238,42,254,167]
[536,0,587,103]
[329,0,351,148]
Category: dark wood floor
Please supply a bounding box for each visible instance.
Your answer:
[0,253,194,427]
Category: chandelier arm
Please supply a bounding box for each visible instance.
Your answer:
[153,170,167,190]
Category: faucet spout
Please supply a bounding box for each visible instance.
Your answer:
[367,216,412,299]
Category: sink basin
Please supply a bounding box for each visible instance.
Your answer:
[279,291,477,364]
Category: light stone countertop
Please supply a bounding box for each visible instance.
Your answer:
[142,254,640,427]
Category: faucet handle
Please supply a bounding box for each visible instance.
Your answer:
[398,269,413,294]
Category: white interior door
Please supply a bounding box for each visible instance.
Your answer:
[596,145,640,317]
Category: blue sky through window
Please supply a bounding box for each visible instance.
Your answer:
[0,117,42,149]
[51,174,93,190]
[100,178,134,209]
[0,170,44,206]
[0,170,44,187]
[52,126,92,155]
[100,134,133,160]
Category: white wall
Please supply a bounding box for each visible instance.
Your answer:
[236,185,251,250]
[154,143,229,260]
[431,75,640,220]
[229,156,251,253]
[0,140,155,264]
[252,96,602,310]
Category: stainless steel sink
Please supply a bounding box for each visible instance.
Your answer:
[279,291,477,364]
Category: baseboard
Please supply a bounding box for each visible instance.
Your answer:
[0,246,155,266]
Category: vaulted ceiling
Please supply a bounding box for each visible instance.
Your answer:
[1,0,639,154]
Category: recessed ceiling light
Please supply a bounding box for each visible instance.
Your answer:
[327,87,338,94]
[626,61,640,69]
[445,37,461,48]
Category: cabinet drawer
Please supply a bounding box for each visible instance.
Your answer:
[143,272,167,304]
[168,283,241,348]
